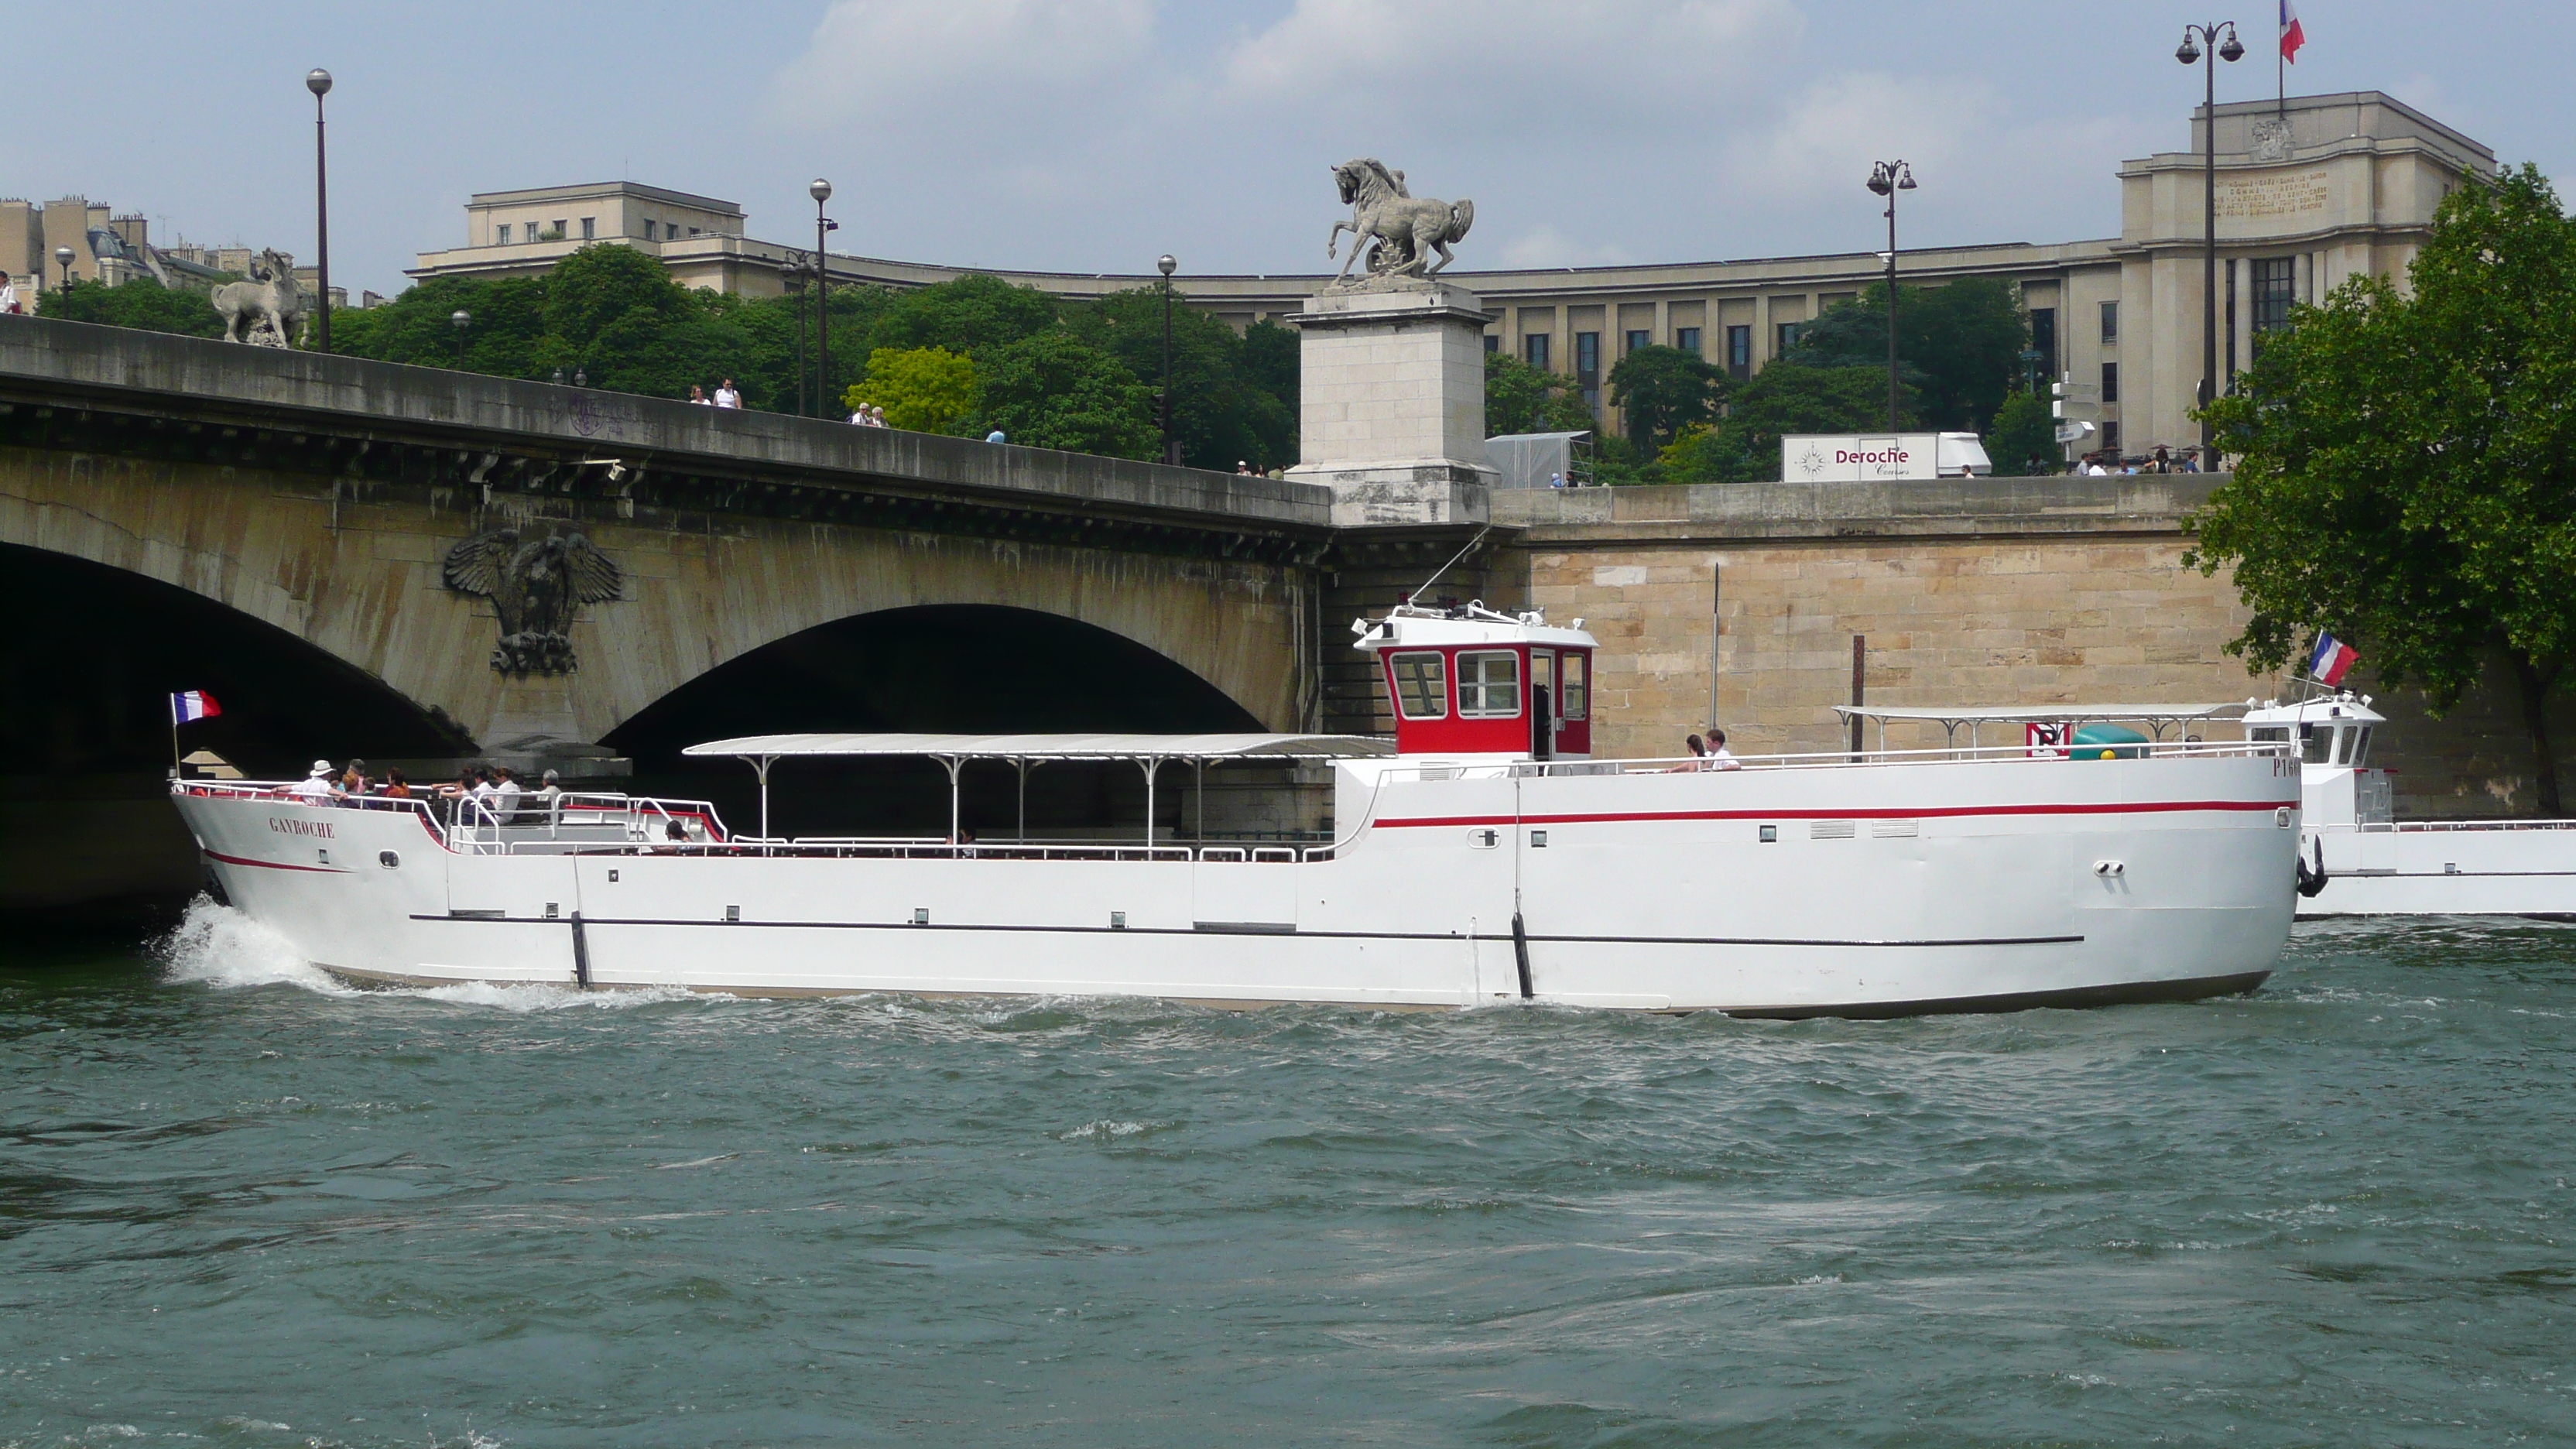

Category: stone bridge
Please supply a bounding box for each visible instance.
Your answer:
[0,318,1487,778]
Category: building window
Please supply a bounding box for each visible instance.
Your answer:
[1523,334,1550,371]
[580,217,595,241]
[1675,327,1701,357]
[494,223,511,245]
[2028,307,2057,382]
[1725,325,1751,378]
[1387,653,1448,720]
[2252,256,2297,333]
[1574,332,1600,409]
[551,219,567,238]
[1456,651,1523,718]
[2102,420,2121,452]
[2101,361,2119,405]
[2099,300,2118,344]
[1483,334,1499,353]
[1624,329,1649,355]
[1560,653,1588,720]
[1775,321,1803,355]
[688,227,701,238]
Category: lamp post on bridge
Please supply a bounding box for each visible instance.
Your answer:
[450,309,470,367]
[2177,21,2243,472]
[810,179,835,419]
[1156,253,1177,464]
[53,246,73,291]
[1864,159,1916,433]
[307,67,333,354]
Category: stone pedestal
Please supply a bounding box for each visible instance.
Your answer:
[1285,280,1495,526]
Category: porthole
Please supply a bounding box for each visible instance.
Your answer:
[379,851,400,869]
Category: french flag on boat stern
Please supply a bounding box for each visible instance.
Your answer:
[2307,634,2357,687]
[2280,0,2306,62]
[170,689,221,724]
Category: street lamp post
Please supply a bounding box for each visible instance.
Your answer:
[53,245,74,290]
[810,180,834,418]
[2177,22,2243,471]
[1156,253,1177,464]
[307,68,333,353]
[450,309,470,367]
[1864,160,1916,433]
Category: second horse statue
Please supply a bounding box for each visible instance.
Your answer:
[1327,159,1475,286]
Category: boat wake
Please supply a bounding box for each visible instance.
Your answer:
[155,896,707,1012]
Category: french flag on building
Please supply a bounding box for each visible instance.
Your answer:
[170,689,222,724]
[2280,0,2306,63]
[2306,634,2357,687]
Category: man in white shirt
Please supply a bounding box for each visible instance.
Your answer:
[713,379,742,409]
[1704,727,1742,770]
[1,277,18,315]
[287,759,339,802]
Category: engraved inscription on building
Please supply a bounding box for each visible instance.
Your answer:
[2217,170,2329,220]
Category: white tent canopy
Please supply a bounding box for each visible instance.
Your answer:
[1833,703,2249,749]
[681,734,1393,843]
[683,732,1392,762]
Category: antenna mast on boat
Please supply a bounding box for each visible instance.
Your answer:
[1403,524,1492,608]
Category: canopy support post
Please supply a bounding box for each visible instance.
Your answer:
[1016,759,1029,843]
[745,755,775,851]
[1139,757,1165,850]
[943,756,964,846]
[1194,759,1205,844]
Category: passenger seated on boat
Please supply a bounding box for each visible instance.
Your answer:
[382,768,413,800]
[1704,728,1742,771]
[529,769,564,822]
[652,818,690,855]
[489,766,525,824]
[336,759,370,805]
[1671,734,1708,772]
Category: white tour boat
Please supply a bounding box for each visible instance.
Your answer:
[170,604,2304,1016]
[2244,690,2576,917]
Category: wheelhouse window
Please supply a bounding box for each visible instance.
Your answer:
[1387,652,1448,720]
[2352,725,2373,766]
[1561,653,1588,720]
[1456,651,1523,718]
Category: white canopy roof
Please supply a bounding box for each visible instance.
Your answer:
[1834,704,2247,724]
[683,732,1396,762]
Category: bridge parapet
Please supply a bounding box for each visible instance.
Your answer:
[0,315,1334,552]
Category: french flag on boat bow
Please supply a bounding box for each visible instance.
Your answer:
[2307,634,2357,687]
[2280,0,2306,62]
[170,689,221,724]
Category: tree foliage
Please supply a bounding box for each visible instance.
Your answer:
[1986,390,2061,476]
[1607,344,1726,451]
[1064,289,1297,470]
[1659,364,1915,483]
[1485,350,1595,437]
[36,277,227,338]
[847,346,978,433]
[2188,163,2576,814]
[964,330,1160,459]
[1784,277,2028,431]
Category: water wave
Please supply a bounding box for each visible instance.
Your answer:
[153,896,711,1014]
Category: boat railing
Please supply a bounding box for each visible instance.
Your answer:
[1464,737,2285,783]
[173,780,733,855]
[2352,817,2576,834]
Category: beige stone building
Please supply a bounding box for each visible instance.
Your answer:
[411,91,2487,460]
[0,194,370,310]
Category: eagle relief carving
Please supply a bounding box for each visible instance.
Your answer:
[442,525,623,676]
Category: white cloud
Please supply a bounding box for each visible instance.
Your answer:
[767,0,1158,133]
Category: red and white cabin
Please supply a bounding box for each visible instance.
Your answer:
[1355,602,1595,761]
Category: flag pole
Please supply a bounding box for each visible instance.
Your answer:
[170,697,182,782]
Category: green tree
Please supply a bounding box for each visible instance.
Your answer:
[1660,363,1914,482]
[1607,344,1726,451]
[846,345,978,433]
[1785,277,2027,431]
[36,277,225,338]
[1986,390,2061,475]
[868,274,1062,357]
[1065,288,1297,470]
[964,329,1159,459]
[2190,163,2576,814]
[1485,351,1595,437]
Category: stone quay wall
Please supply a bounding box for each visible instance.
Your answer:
[1495,479,2576,820]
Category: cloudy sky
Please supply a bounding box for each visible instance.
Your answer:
[7,1,2569,299]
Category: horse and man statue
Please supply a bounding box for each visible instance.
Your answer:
[1326,159,1474,287]
[211,248,309,348]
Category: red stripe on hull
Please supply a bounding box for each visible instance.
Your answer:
[204,849,351,875]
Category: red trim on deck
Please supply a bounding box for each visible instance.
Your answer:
[1377,800,2290,829]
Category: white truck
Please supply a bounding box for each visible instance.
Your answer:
[1781,432,1993,482]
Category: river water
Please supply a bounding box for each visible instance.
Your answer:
[1,903,2569,1447]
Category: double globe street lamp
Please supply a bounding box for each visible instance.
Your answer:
[1864,159,1916,433]
[811,179,836,419]
[307,67,333,353]
[2177,22,2243,471]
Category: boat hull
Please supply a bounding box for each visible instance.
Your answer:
[2300,822,2576,917]
[175,752,2300,1016]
